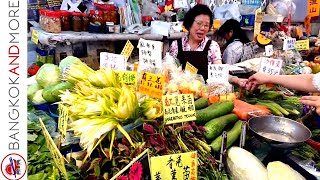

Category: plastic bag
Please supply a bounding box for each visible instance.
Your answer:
[214,4,241,23]
[141,0,160,17]
[272,0,296,17]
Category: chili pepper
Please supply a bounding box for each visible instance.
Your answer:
[306,139,320,151]
[28,63,40,76]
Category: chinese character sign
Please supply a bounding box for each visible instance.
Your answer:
[208,64,229,82]
[139,72,165,99]
[185,62,198,74]
[151,151,197,180]
[162,94,196,124]
[295,40,310,51]
[308,0,320,17]
[138,39,163,69]
[115,71,138,87]
[121,40,134,60]
[100,52,126,71]
[259,58,283,75]
[283,38,296,50]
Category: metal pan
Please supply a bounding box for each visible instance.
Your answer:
[248,115,312,149]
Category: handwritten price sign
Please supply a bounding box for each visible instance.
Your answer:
[139,72,164,99]
[208,64,229,82]
[295,40,309,51]
[120,40,134,60]
[100,52,126,71]
[283,38,296,50]
[259,58,283,75]
[185,62,198,74]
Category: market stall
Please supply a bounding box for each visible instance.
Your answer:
[27,0,320,179]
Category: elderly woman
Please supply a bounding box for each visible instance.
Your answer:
[169,4,247,86]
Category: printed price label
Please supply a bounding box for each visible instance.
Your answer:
[115,71,138,87]
[185,62,198,74]
[283,38,296,50]
[31,29,39,44]
[308,0,320,17]
[139,72,164,99]
[265,45,274,57]
[295,40,310,51]
[100,52,126,71]
[208,64,229,82]
[39,119,68,180]
[121,40,134,60]
[259,58,283,75]
[151,151,197,180]
[138,39,163,69]
[162,94,196,124]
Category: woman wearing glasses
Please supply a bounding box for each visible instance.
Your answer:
[168,4,247,87]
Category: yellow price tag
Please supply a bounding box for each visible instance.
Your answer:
[115,71,138,87]
[185,62,198,74]
[253,8,262,39]
[162,94,196,124]
[39,118,68,180]
[295,40,309,51]
[151,151,197,180]
[139,72,164,99]
[58,104,68,140]
[213,19,221,29]
[31,29,39,44]
[121,40,134,60]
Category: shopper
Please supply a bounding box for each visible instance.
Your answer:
[217,19,251,65]
[168,4,247,87]
[247,72,320,115]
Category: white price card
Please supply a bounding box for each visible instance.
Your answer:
[265,45,273,57]
[283,38,296,50]
[138,38,163,70]
[100,52,126,71]
[208,64,229,82]
[259,58,283,75]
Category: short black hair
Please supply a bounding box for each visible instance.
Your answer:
[183,4,213,31]
[218,19,250,44]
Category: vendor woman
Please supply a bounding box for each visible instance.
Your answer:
[168,4,247,87]
[217,19,251,65]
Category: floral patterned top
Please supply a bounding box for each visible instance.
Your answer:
[169,33,222,63]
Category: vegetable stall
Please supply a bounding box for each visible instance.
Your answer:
[27,43,320,180]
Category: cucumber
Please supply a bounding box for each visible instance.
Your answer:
[194,97,209,110]
[196,101,234,125]
[204,113,238,140]
[210,120,242,152]
[256,102,283,117]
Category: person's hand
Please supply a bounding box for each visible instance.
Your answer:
[247,72,272,91]
[230,77,248,88]
[300,96,320,115]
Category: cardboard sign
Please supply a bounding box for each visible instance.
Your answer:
[138,39,163,70]
[259,58,283,75]
[308,0,320,17]
[295,40,310,51]
[31,29,39,44]
[115,71,138,87]
[283,38,296,50]
[121,40,134,60]
[265,45,274,57]
[111,149,151,180]
[162,94,196,124]
[185,62,198,74]
[139,72,164,99]
[100,52,126,71]
[208,64,229,82]
[39,119,68,180]
[151,151,197,180]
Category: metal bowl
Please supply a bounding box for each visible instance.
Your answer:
[248,115,312,149]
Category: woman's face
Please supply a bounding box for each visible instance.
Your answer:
[189,14,210,42]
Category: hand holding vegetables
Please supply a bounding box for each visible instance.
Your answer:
[300,96,320,115]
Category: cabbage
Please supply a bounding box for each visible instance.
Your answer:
[32,89,47,104]
[36,64,61,88]
[58,56,81,75]
[27,83,42,100]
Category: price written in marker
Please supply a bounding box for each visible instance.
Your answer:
[295,40,309,51]
[151,151,197,180]
[162,94,196,124]
[115,71,138,87]
[259,58,283,75]
[31,29,39,44]
[308,0,320,17]
[283,38,296,50]
[138,39,163,69]
[265,45,273,57]
[208,64,229,82]
[100,52,126,71]
[120,40,134,60]
[139,72,164,99]
[185,62,198,74]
